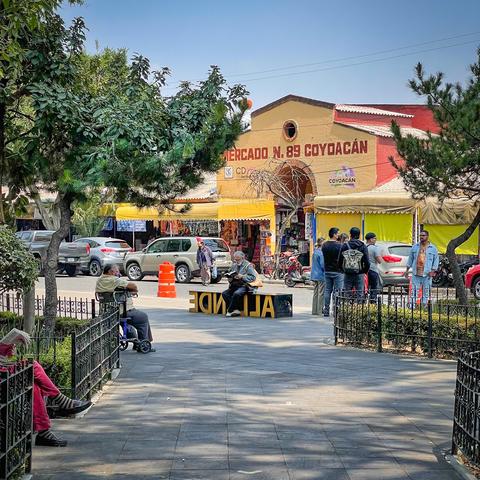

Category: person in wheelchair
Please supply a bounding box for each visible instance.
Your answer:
[95,264,155,352]
[221,251,258,317]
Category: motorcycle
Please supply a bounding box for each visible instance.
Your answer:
[284,253,312,287]
[433,256,479,287]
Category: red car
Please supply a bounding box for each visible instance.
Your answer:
[465,264,480,300]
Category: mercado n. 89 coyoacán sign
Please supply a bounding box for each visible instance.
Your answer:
[223,140,368,161]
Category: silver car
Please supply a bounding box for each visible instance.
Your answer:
[374,241,412,287]
[74,237,132,276]
[124,236,232,283]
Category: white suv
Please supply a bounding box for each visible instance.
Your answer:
[123,237,232,283]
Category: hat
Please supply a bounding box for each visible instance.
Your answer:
[196,237,203,243]
[365,232,376,240]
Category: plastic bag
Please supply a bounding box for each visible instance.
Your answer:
[211,264,218,280]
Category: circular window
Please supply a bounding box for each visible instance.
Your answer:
[283,120,298,141]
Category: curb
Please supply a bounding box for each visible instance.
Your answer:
[445,454,478,480]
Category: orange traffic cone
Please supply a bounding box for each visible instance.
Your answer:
[157,262,176,298]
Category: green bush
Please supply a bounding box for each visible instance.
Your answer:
[37,336,73,392]
[336,302,480,357]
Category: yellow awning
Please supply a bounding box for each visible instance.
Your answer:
[218,199,275,221]
[115,203,218,221]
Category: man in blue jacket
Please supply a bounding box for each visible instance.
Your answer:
[311,238,326,315]
[404,230,439,306]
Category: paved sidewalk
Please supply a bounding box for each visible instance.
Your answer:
[33,306,460,479]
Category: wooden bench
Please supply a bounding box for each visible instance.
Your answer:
[189,290,293,318]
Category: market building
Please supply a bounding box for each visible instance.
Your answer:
[218,94,478,263]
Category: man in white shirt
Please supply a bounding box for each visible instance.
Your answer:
[365,232,382,302]
[96,264,155,351]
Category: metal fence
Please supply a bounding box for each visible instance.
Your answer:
[31,307,120,400]
[0,292,97,320]
[334,288,480,358]
[0,361,33,480]
[452,350,480,468]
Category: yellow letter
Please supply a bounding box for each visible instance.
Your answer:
[261,295,275,318]
[199,292,212,314]
[213,293,226,315]
[249,294,261,317]
[189,291,199,313]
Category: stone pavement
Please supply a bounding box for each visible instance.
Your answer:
[33,304,461,480]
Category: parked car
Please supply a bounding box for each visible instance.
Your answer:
[124,237,232,283]
[15,230,89,276]
[73,237,132,276]
[374,241,412,288]
[465,264,480,300]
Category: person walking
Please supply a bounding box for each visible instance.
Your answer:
[340,227,370,299]
[365,232,382,302]
[311,238,326,315]
[322,227,344,316]
[405,230,439,306]
[196,238,214,286]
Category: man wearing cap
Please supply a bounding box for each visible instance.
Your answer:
[366,232,382,302]
[196,238,214,286]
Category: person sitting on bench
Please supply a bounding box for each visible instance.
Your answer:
[0,342,91,447]
[95,264,155,352]
[222,251,257,317]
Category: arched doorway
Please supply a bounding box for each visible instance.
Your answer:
[274,162,317,265]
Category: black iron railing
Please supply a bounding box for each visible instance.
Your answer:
[30,307,120,400]
[452,350,480,468]
[0,361,33,480]
[334,289,480,358]
[0,293,97,320]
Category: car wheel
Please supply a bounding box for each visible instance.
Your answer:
[65,264,77,277]
[175,264,191,283]
[89,259,102,277]
[126,262,144,281]
[210,274,223,284]
[284,275,296,288]
[473,277,480,300]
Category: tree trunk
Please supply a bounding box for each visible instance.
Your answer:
[445,206,480,305]
[43,194,72,335]
[22,287,36,334]
[29,187,61,230]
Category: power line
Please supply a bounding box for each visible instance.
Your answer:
[226,30,480,78]
[162,33,480,91]
[234,39,480,84]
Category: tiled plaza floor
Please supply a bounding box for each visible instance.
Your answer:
[33,306,460,479]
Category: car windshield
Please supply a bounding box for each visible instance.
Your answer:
[204,239,229,252]
[35,232,53,242]
[388,245,412,257]
[105,241,130,249]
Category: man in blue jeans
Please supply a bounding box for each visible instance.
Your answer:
[321,227,344,316]
[405,230,439,306]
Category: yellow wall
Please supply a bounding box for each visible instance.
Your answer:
[218,99,377,199]
[425,224,479,255]
[316,213,362,240]
[364,214,413,244]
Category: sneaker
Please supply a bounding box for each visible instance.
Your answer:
[35,431,67,447]
[229,310,241,317]
[56,399,92,417]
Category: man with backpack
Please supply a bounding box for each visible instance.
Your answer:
[340,227,370,299]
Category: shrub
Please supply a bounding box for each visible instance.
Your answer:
[336,301,480,357]
[0,227,38,295]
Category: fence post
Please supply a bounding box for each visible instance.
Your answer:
[427,301,433,359]
[71,332,77,399]
[5,294,10,312]
[377,296,383,353]
[92,298,96,319]
[334,294,339,345]
[387,286,392,307]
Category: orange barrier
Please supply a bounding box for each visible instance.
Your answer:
[157,262,176,298]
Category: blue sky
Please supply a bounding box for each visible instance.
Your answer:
[61,0,480,109]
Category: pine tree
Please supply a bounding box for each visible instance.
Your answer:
[390,48,480,303]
